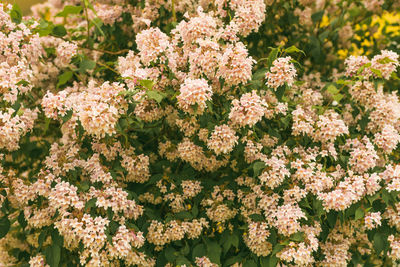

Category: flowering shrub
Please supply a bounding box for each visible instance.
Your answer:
[1,0,400,266]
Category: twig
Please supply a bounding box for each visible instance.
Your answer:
[79,46,130,55]
[96,61,119,74]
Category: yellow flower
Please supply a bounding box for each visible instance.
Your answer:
[320,15,330,28]
[338,49,348,59]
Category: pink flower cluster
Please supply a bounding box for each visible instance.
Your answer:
[229,90,268,127]
[345,50,399,79]
[207,124,238,155]
[177,78,213,114]
[265,56,297,89]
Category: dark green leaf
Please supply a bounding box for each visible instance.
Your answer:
[355,208,364,220]
[373,233,385,255]
[52,25,67,37]
[175,211,193,220]
[311,11,324,22]
[271,244,284,255]
[327,211,337,228]
[260,255,278,267]
[206,240,221,264]
[192,244,206,259]
[18,211,27,229]
[164,246,177,262]
[10,4,22,24]
[243,259,257,267]
[0,216,10,238]
[45,244,61,267]
[51,229,64,246]
[274,84,286,101]
[38,230,47,248]
[85,198,97,212]
[61,110,73,123]
[266,47,280,69]
[249,213,264,222]
[252,161,266,177]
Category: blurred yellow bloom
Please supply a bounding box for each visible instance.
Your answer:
[320,15,330,28]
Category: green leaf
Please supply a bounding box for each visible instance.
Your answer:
[290,232,305,242]
[181,241,190,256]
[18,211,27,229]
[359,114,369,131]
[327,211,337,228]
[373,233,385,255]
[336,79,352,85]
[231,234,239,248]
[191,203,199,217]
[38,230,47,248]
[52,25,67,37]
[57,71,73,88]
[51,229,64,246]
[56,5,83,17]
[37,20,53,37]
[252,161,266,177]
[326,84,339,94]
[284,45,305,56]
[165,246,177,262]
[175,211,193,220]
[355,208,364,220]
[260,257,269,267]
[260,255,278,267]
[377,57,396,64]
[319,30,330,41]
[333,93,344,102]
[45,244,61,267]
[313,198,325,218]
[85,198,97,212]
[91,18,106,37]
[253,67,267,81]
[192,244,206,259]
[370,68,382,78]
[176,256,191,266]
[61,110,73,123]
[249,213,264,222]
[146,90,166,104]
[266,47,280,69]
[311,10,324,22]
[271,244,284,255]
[109,220,119,234]
[79,59,96,73]
[0,216,10,238]
[225,255,245,266]
[356,62,371,75]
[382,189,392,205]
[139,79,154,90]
[223,234,233,252]
[78,180,90,192]
[243,259,258,267]
[10,4,22,24]
[274,84,286,101]
[206,240,221,264]
[391,72,400,80]
[367,193,379,204]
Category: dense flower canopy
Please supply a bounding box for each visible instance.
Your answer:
[1,0,400,266]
